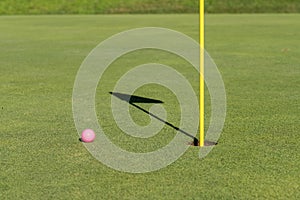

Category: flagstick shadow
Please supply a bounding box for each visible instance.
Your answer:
[110,92,199,146]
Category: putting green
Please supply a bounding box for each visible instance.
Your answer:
[0,14,299,199]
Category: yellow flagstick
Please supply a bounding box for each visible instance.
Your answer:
[199,0,205,147]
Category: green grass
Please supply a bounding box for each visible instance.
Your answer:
[0,0,199,14]
[1,14,300,199]
[205,0,300,13]
[0,0,300,14]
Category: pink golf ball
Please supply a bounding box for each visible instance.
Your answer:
[81,129,96,143]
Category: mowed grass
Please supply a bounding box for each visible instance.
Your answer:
[0,14,299,199]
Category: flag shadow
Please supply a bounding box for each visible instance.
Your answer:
[110,92,199,146]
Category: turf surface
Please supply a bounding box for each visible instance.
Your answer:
[1,0,300,14]
[1,14,299,199]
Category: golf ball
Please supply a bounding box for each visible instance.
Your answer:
[81,129,96,143]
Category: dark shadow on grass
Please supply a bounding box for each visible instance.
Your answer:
[109,92,163,104]
[110,92,199,146]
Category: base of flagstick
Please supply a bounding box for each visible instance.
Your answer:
[189,138,218,146]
